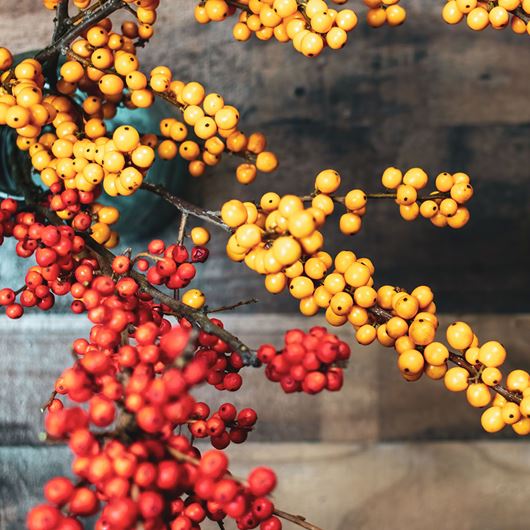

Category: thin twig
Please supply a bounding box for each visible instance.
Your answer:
[273,509,324,530]
[140,182,230,232]
[40,390,58,413]
[177,212,189,244]
[208,298,258,313]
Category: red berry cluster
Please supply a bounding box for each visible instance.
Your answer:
[48,181,97,219]
[194,319,245,391]
[0,199,89,318]
[33,294,280,530]
[28,437,281,530]
[137,239,209,289]
[258,326,350,394]
[187,401,257,449]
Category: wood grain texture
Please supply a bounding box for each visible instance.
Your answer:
[3,441,530,530]
[1,313,529,445]
[0,1,528,312]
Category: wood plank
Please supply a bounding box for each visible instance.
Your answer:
[0,2,529,312]
[2,314,530,445]
[2,441,530,530]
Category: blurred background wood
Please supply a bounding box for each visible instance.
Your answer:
[0,1,529,529]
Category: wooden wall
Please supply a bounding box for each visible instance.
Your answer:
[1,1,530,529]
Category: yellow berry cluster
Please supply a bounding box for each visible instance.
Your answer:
[442,0,530,34]
[195,0,359,57]
[440,322,530,436]
[363,0,407,28]
[63,22,277,183]
[221,166,472,318]
[381,167,473,228]
[89,203,121,246]
[44,0,159,37]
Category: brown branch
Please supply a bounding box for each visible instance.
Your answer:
[177,212,189,245]
[86,235,260,365]
[208,298,258,313]
[513,6,530,24]
[52,0,71,41]
[273,509,324,530]
[40,390,58,413]
[140,182,230,232]
[35,0,126,64]
[299,191,450,205]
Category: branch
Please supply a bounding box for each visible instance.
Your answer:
[298,191,450,205]
[35,0,125,64]
[87,235,260,366]
[208,298,258,313]
[273,509,324,530]
[52,0,70,42]
[514,6,530,24]
[140,182,230,232]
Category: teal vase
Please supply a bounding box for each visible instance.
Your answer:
[0,52,186,239]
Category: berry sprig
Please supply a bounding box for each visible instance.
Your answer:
[195,0,408,56]
[442,0,530,33]
[258,326,349,393]
[219,166,472,309]
[196,0,359,56]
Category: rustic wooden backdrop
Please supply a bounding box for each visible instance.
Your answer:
[1,1,529,529]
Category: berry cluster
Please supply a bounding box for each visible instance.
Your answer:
[380,167,473,228]
[258,326,349,393]
[363,0,407,28]
[27,232,285,528]
[221,167,471,326]
[44,0,160,39]
[187,401,258,448]
[62,29,277,182]
[29,435,281,530]
[133,239,208,301]
[195,0,358,56]
[0,201,90,318]
[442,0,530,33]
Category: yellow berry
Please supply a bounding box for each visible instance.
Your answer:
[444,366,469,392]
[446,321,474,350]
[480,406,505,433]
[190,226,210,245]
[478,341,506,368]
[315,169,340,194]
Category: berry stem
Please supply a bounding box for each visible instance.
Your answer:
[177,212,189,245]
[513,6,530,23]
[35,0,125,64]
[140,181,230,232]
[207,297,259,313]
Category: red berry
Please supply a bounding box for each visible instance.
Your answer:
[247,467,277,497]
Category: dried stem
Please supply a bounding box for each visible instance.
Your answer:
[208,297,258,313]
[299,190,450,204]
[140,182,230,232]
[177,212,189,244]
[273,509,324,530]
[40,390,58,413]
[35,0,125,64]
[86,235,259,365]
